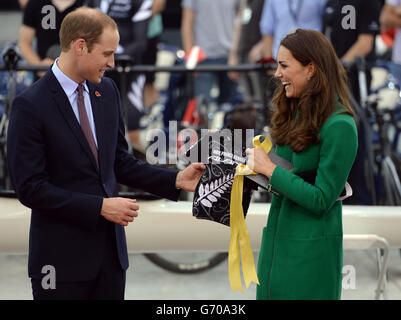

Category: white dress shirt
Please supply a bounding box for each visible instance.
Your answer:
[51,59,98,147]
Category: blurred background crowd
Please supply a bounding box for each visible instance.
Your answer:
[0,0,400,206]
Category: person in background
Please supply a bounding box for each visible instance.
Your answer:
[324,0,381,206]
[142,0,166,109]
[324,0,381,103]
[230,0,266,102]
[259,0,326,60]
[380,0,401,82]
[246,29,357,299]
[18,0,83,78]
[181,0,240,108]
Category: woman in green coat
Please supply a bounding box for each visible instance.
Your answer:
[246,29,358,300]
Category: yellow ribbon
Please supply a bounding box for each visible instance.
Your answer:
[228,135,272,292]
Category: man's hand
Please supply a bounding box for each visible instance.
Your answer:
[176,163,206,192]
[101,197,139,226]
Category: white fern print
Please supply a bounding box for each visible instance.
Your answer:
[195,173,235,207]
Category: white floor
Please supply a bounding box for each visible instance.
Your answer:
[1,249,400,300]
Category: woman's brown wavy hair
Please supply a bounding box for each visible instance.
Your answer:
[270,29,354,152]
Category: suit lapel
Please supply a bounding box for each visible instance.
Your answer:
[46,71,99,173]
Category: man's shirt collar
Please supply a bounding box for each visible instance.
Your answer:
[52,58,89,98]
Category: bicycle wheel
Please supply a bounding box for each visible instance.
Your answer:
[144,252,228,274]
[380,156,401,205]
[384,156,401,205]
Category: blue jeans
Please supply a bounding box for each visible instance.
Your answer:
[194,57,237,105]
[387,61,401,85]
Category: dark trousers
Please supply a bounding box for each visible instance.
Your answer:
[31,224,126,300]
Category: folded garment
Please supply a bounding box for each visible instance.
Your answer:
[191,129,253,226]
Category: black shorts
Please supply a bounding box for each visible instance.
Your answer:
[142,36,159,84]
[106,71,144,131]
[126,103,143,131]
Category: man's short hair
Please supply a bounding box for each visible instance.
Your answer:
[59,7,118,53]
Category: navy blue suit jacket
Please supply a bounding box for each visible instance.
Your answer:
[7,69,180,282]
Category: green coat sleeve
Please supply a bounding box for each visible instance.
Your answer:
[269,114,358,216]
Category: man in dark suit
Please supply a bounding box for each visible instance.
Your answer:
[7,7,204,300]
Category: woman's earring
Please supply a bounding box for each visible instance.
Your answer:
[307,76,311,81]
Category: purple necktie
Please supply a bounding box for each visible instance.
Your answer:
[77,84,98,166]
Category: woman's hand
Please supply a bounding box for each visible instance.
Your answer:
[245,148,277,178]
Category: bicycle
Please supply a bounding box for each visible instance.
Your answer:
[0,44,34,190]
[343,57,401,206]
[360,57,401,205]
[353,56,401,276]
[364,60,401,205]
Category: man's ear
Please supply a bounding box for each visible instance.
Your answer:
[73,39,87,56]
